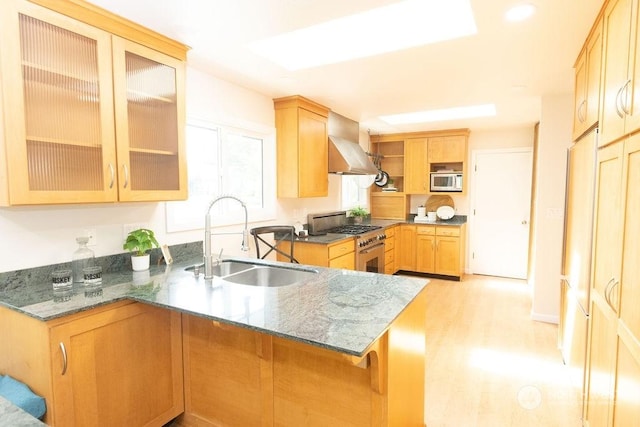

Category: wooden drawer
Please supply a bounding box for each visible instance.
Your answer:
[329,239,354,259]
[385,226,396,238]
[385,249,394,265]
[385,238,395,252]
[329,252,355,270]
[416,226,435,235]
[436,226,460,237]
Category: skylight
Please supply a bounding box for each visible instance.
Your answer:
[379,104,497,124]
[249,0,477,70]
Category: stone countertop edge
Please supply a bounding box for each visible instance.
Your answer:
[3,257,429,358]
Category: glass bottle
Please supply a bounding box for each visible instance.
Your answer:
[72,236,95,283]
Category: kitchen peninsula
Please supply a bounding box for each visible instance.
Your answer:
[0,255,429,426]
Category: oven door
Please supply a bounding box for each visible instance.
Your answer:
[357,242,385,273]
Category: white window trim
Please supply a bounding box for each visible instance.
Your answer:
[166,117,276,232]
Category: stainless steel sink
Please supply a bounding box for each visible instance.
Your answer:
[224,266,317,287]
[185,260,317,287]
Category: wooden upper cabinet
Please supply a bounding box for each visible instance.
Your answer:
[599,0,640,147]
[573,17,603,141]
[274,95,329,198]
[427,135,466,163]
[112,37,186,202]
[0,0,187,205]
[404,138,429,193]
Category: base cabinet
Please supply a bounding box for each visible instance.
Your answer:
[0,301,184,426]
[280,238,355,270]
[180,288,427,427]
[400,224,466,279]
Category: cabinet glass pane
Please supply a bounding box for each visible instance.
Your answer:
[125,52,179,191]
[19,14,103,191]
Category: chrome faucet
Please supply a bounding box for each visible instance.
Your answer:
[204,195,250,279]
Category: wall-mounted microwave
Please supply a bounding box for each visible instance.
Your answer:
[430,172,463,192]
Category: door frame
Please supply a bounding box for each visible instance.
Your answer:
[468,146,534,276]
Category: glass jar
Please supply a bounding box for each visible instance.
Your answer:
[72,236,95,283]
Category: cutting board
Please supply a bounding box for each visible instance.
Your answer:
[425,195,454,212]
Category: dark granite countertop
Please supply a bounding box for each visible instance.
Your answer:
[295,215,467,245]
[0,256,428,357]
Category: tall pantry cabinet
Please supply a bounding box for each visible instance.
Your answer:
[585,135,640,427]
[567,0,640,424]
[0,0,188,205]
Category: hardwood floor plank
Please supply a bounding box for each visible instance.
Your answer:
[423,275,582,427]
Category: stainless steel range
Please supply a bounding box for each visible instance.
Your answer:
[307,211,386,273]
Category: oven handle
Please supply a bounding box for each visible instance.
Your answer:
[359,242,385,254]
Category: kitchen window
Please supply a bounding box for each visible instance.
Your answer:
[341,175,372,211]
[166,120,276,232]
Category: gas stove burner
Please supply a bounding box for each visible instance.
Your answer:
[326,224,382,235]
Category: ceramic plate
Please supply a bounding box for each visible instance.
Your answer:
[436,205,455,220]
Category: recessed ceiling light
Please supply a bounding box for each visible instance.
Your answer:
[250,0,477,70]
[505,3,537,22]
[379,104,497,125]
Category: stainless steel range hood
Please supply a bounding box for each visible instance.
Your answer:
[328,112,378,175]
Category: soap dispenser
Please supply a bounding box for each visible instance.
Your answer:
[72,236,94,283]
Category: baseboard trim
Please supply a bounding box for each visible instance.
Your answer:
[530,311,559,324]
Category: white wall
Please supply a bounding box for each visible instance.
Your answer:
[530,94,573,323]
[0,67,345,272]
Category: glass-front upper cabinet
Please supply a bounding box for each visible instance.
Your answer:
[0,0,187,205]
[0,1,118,204]
[112,38,187,202]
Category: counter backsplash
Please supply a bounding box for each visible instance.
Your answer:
[0,241,203,308]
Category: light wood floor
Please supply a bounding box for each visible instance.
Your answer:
[423,274,583,427]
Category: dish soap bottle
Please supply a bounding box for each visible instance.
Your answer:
[72,236,94,283]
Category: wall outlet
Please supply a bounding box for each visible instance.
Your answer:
[84,229,97,246]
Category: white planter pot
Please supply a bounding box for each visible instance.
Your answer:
[131,254,150,271]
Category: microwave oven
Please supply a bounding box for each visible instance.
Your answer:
[430,172,463,192]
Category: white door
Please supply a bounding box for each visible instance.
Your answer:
[470,148,533,279]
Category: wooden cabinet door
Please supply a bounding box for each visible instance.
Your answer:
[0,1,118,205]
[330,251,355,270]
[619,135,640,341]
[398,225,416,271]
[112,37,187,202]
[416,234,435,273]
[623,0,640,136]
[415,225,435,273]
[573,48,588,140]
[599,0,633,147]
[182,315,267,426]
[428,136,466,163]
[404,138,428,194]
[49,303,184,426]
[584,296,618,427]
[297,108,328,197]
[435,236,461,276]
[592,142,624,308]
[613,326,640,427]
[573,19,603,141]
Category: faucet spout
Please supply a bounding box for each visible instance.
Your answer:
[204,195,250,279]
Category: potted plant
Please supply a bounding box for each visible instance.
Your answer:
[123,228,159,271]
[349,206,369,224]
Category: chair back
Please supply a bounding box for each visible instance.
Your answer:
[250,226,299,263]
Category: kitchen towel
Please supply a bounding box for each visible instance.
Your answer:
[0,375,46,419]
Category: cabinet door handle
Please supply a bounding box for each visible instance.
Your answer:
[578,100,586,123]
[122,164,129,189]
[622,79,632,115]
[108,163,115,189]
[59,342,68,375]
[604,277,615,307]
[607,280,620,312]
[616,86,625,118]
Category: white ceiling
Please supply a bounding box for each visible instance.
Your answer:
[87,0,603,134]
